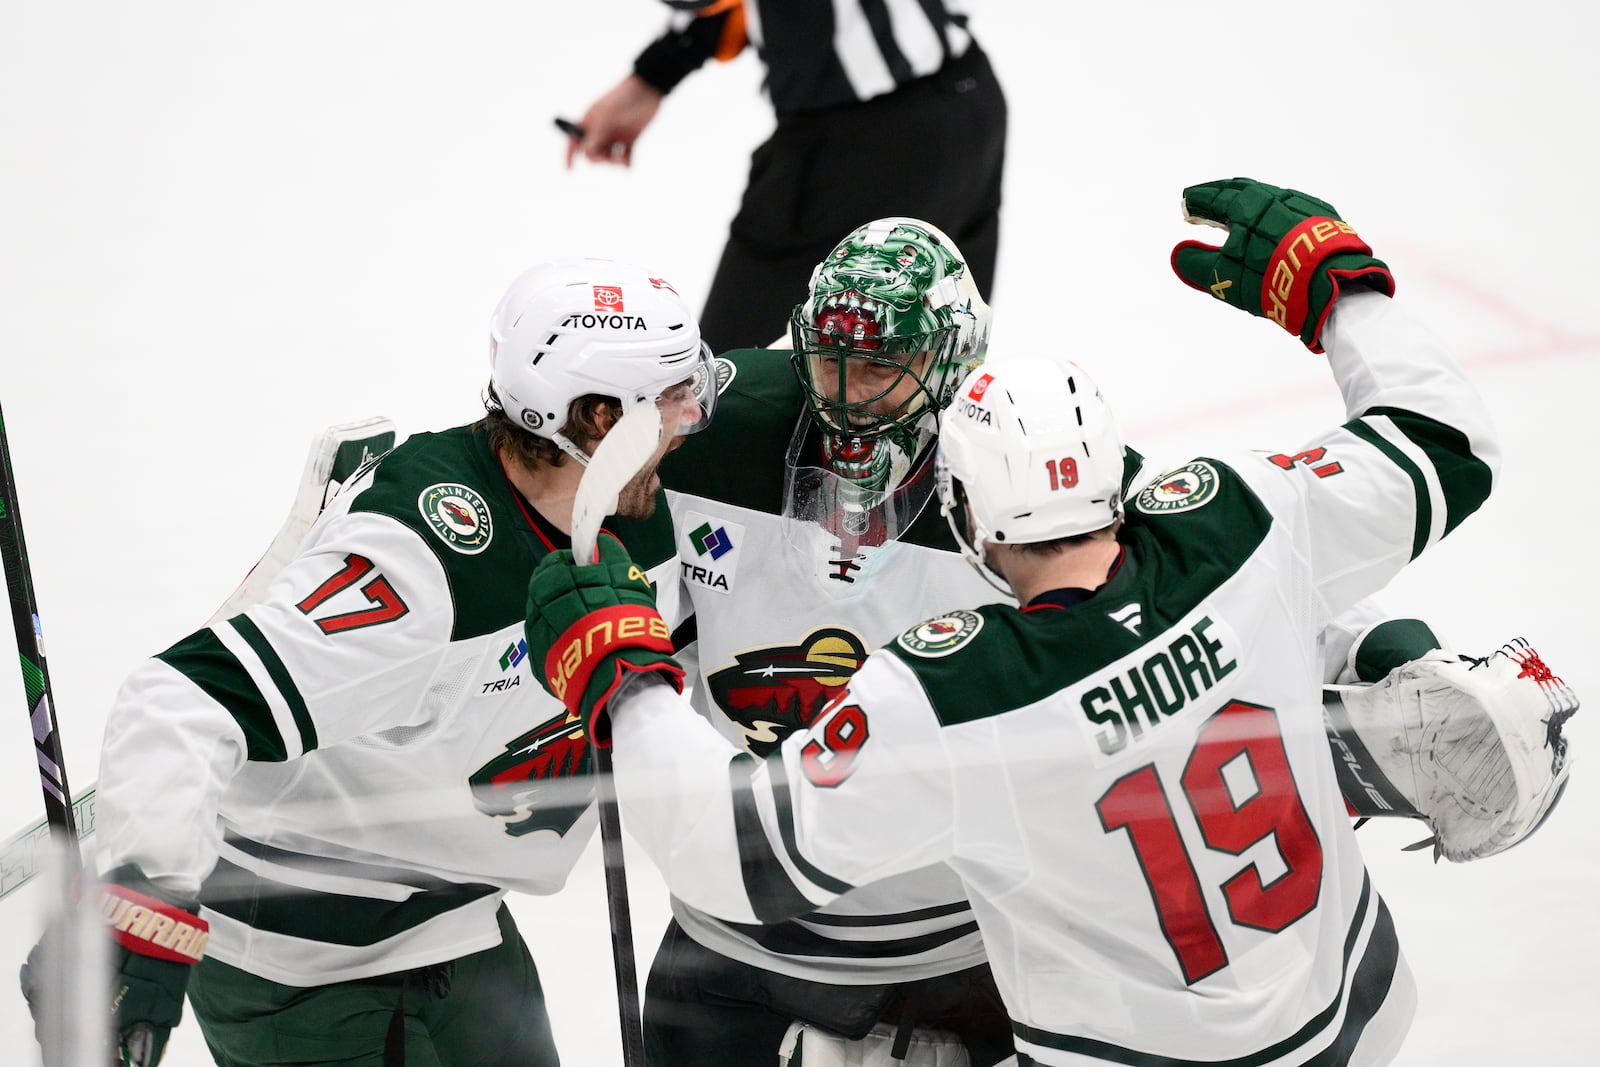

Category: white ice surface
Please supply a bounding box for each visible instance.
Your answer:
[1,2,1594,1063]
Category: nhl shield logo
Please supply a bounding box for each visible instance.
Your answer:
[1133,461,1219,515]
[897,610,984,658]
[418,483,494,554]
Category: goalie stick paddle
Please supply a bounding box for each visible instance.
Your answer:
[570,400,664,1067]
[0,417,398,901]
[0,402,80,865]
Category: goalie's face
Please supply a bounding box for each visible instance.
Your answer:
[791,302,955,490]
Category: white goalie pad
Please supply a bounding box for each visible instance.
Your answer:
[778,1021,977,1067]
[1325,639,1578,862]
[208,416,397,622]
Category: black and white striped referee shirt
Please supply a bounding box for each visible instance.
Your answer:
[636,0,979,116]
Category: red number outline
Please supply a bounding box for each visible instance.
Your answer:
[1096,700,1323,983]
[801,700,870,788]
[297,554,410,635]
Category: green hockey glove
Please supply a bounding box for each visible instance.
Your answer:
[1171,177,1395,352]
[525,534,684,744]
[21,864,206,1067]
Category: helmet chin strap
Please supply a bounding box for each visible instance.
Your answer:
[552,431,591,468]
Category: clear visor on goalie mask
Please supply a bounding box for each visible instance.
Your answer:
[640,340,718,437]
[790,303,958,442]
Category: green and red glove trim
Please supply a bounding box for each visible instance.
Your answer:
[101,881,211,965]
[542,602,684,744]
[1171,177,1395,352]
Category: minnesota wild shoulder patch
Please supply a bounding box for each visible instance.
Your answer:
[897,610,984,658]
[418,482,493,555]
[1133,461,1219,515]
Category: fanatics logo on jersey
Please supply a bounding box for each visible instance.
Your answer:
[593,285,624,312]
[418,483,494,555]
[897,610,984,658]
[1133,461,1219,515]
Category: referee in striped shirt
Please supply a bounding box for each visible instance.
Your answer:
[567,0,1007,354]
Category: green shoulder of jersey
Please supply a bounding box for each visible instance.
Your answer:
[885,458,1273,728]
[659,347,801,513]
[350,424,676,641]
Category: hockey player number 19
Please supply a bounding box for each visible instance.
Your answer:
[1095,700,1324,984]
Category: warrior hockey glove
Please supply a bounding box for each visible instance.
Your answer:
[525,534,684,744]
[1325,639,1578,862]
[1171,177,1395,352]
[21,864,207,1067]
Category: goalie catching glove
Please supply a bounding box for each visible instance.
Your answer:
[1171,177,1395,352]
[1325,639,1578,862]
[525,533,684,744]
[21,864,208,1067]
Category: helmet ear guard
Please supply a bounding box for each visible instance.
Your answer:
[937,354,1124,588]
[488,260,716,462]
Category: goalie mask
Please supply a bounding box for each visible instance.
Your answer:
[489,260,717,463]
[790,218,992,498]
[937,355,1124,590]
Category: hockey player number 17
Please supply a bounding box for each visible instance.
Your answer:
[1095,700,1324,984]
[296,553,411,635]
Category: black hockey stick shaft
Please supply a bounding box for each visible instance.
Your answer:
[0,402,80,863]
[594,745,647,1067]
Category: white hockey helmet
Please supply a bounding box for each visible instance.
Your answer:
[937,354,1124,580]
[489,260,716,458]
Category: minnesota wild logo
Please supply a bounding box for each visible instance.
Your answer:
[897,610,984,658]
[1133,462,1219,515]
[468,711,593,836]
[708,628,869,757]
[418,483,493,554]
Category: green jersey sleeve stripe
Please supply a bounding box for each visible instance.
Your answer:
[228,615,319,755]
[1365,406,1494,537]
[155,629,289,762]
[728,753,823,923]
[765,754,854,896]
[1344,420,1431,560]
[1015,875,1390,1067]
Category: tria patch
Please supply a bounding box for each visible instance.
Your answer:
[418,483,493,554]
[680,511,743,596]
[1133,461,1219,515]
[897,610,985,658]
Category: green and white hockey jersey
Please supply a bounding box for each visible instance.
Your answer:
[620,293,1496,1064]
[96,424,681,985]
[658,344,1019,982]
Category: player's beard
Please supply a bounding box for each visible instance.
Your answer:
[613,464,660,519]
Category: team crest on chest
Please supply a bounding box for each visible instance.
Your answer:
[418,483,493,554]
[897,610,984,658]
[1133,461,1219,515]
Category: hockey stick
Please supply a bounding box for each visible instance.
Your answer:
[0,403,81,868]
[0,417,396,903]
[570,400,664,1067]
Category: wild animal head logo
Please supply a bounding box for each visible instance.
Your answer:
[468,710,594,836]
[708,628,869,757]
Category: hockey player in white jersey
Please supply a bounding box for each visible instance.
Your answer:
[523,178,1576,1065]
[637,210,1574,1064]
[20,259,714,1065]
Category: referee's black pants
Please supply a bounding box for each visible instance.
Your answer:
[699,45,1008,353]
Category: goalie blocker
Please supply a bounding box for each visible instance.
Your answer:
[1325,629,1577,862]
